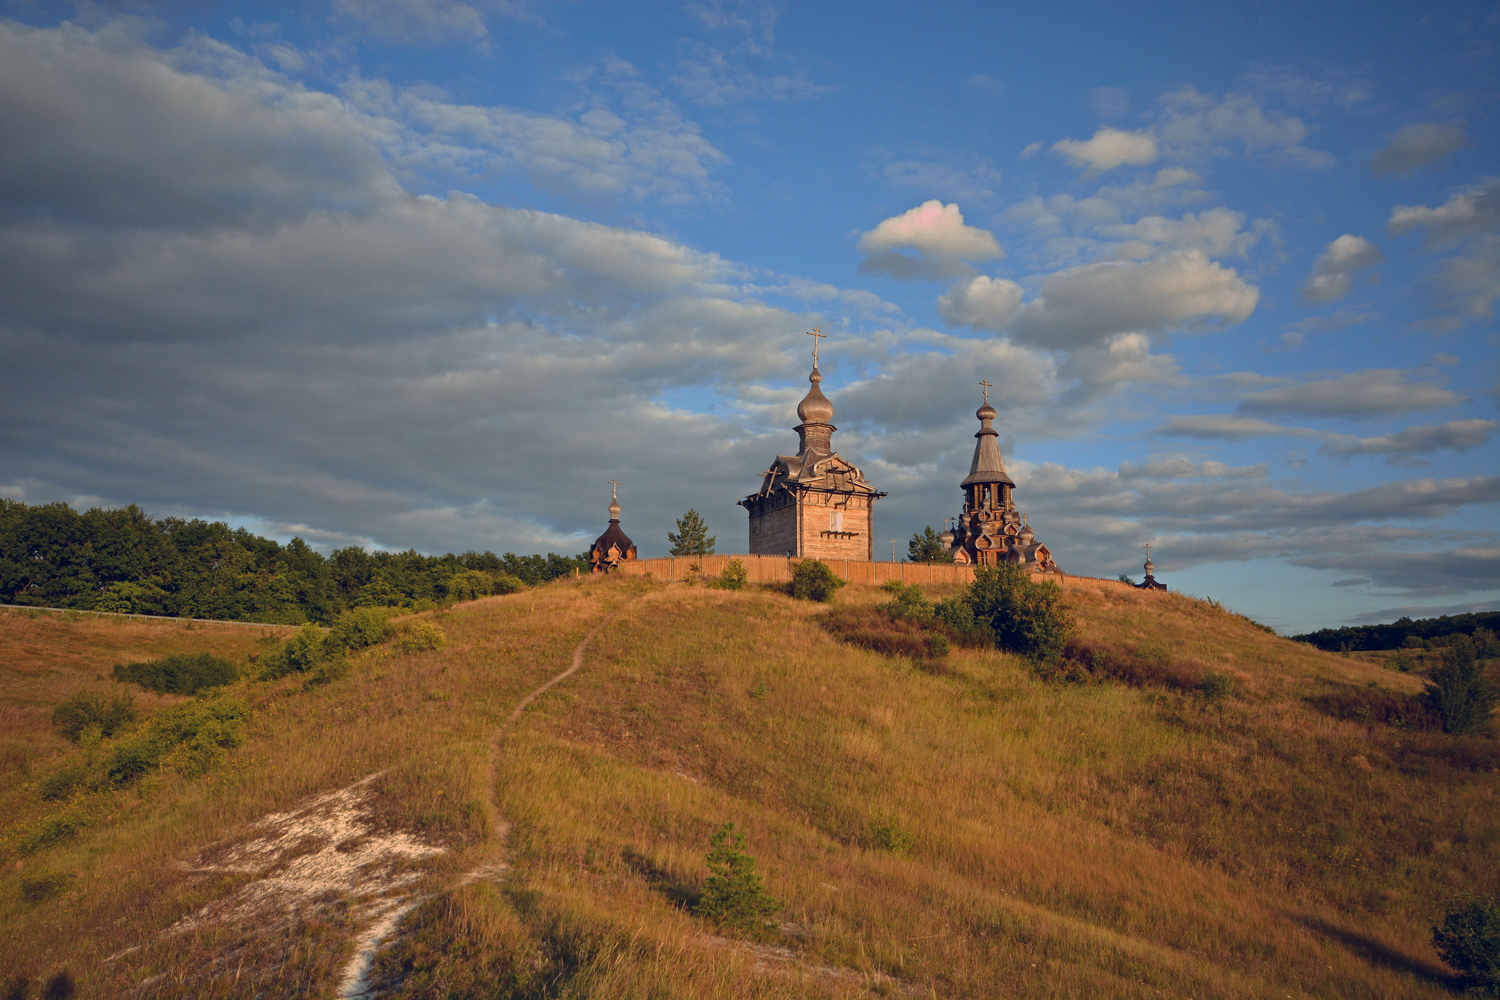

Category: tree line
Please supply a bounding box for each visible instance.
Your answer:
[1292,611,1500,652]
[0,499,587,624]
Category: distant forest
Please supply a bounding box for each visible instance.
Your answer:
[1293,611,1500,652]
[0,499,587,624]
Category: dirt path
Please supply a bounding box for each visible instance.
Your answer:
[338,602,629,1000]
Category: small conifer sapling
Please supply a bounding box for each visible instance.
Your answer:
[695,822,780,933]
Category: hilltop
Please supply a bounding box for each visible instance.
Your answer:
[1,576,1496,999]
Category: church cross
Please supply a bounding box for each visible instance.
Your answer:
[806,327,825,367]
[979,379,992,405]
[1143,543,1151,559]
[609,479,619,502]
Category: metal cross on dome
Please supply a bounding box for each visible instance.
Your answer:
[979,379,992,405]
[609,479,619,502]
[806,327,825,367]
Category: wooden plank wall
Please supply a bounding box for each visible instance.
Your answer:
[609,555,1146,591]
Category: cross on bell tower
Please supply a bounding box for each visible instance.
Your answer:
[806,327,825,368]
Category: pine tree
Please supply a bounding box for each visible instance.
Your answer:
[695,822,779,931]
[907,526,948,563]
[668,509,715,556]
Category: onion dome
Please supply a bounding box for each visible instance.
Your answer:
[1018,517,1034,545]
[1143,553,1155,576]
[961,392,1015,488]
[797,367,835,425]
[589,483,636,572]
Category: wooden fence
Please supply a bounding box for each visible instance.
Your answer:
[610,555,1143,590]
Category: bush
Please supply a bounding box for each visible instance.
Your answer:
[394,620,447,654]
[1425,636,1497,735]
[712,559,748,591]
[1433,895,1500,994]
[328,607,393,651]
[19,811,88,855]
[112,653,236,695]
[103,696,248,784]
[258,622,327,679]
[966,564,1073,663]
[695,822,780,932]
[444,569,494,603]
[50,690,136,743]
[821,606,949,663]
[39,762,89,802]
[790,559,843,602]
[1199,670,1234,702]
[868,814,916,855]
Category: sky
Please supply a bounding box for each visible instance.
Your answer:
[0,0,1497,634]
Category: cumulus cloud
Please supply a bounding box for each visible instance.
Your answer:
[1236,370,1464,418]
[1051,127,1158,173]
[1388,178,1500,245]
[1056,333,1181,401]
[857,201,1003,280]
[1369,122,1469,176]
[1010,250,1259,349]
[936,275,1024,331]
[1301,234,1383,304]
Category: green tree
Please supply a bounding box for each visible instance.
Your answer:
[668,509,715,556]
[696,822,780,932]
[966,563,1073,663]
[1433,895,1500,995]
[1425,636,1497,735]
[907,526,948,563]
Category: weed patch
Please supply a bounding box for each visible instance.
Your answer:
[19,871,71,904]
[50,690,136,743]
[103,695,248,783]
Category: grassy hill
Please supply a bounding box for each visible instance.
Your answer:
[1,577,1496,998]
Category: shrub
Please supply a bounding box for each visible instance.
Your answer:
[1425,636,1497,735]
[868,814,916,855]
[1433,895,1500,994]
[444,569,494,603]
[933,595,995,648]
[1306,683,1440,730]
[103,696,248,784]
[695,823,779,932]
[19,811,88,855]
[712,559,748,591]
[258,622,327,679]
[50,690,136,743]
[328,607,393,651]
[881,581,933,622]
[394,620,447,654]
[790,559,843,602]
[112,653,236,695]
[1199,670,1234,702]
[966,564,1073,663]
[39,762,89,802]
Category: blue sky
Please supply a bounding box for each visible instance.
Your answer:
[0,0,1496,633]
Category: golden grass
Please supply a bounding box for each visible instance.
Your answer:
[0,579,1495,998]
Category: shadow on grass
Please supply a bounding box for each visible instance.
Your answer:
[1289,912,1453,986]
[622,847,700,912]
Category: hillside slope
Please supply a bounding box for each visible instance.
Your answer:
[1,579,1495,998]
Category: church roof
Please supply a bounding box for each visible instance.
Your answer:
[591,494,634,556]
[961,400,1016,487]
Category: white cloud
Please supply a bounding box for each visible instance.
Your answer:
[1100,208,1267,258]
[1010,250,1259,349]
[331,0,532,47]
[857,201,1003,280]
[936,275,1024,331]
[1051,127,1158,173]
[1150,86,1333,167]
[1056,333,1181,401]
[1370,122,1469,176]
[1236,370,1465,418]
[1388,178,1500,245]
[1300,234,1384,304]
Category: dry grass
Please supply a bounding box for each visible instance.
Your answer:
[0,579,1496,998]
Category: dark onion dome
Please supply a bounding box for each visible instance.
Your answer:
[796,367,835,425]
[589,493,636,570]
[961,398,1016,488]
